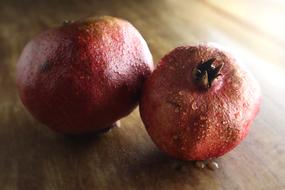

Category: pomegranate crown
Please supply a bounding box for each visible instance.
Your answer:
[192,58,224,89]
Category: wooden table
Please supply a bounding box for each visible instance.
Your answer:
[1,0,285,189]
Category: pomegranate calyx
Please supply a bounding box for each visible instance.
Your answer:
[192,58,223,89]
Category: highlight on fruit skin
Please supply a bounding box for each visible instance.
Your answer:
[16,16,154,135]
[139,43,261,161]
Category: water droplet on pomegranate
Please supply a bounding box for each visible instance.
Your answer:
[178,91,183,95]
[191,102,198,110]
[216,56,222,61]
[235,112,242,121]
[222,121,228,124]
[115,120,121,128]
[175,108,179,113]
[226,78,232,83]
[233,83,239,88]
[200,115,207,120]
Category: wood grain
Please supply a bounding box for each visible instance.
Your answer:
[0,0,284,189]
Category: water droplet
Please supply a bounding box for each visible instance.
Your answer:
[175,108,179,113]
[216,57,222,61]
[226,78,232,83]
[206,161,219,170]
[233,83,239,88]
[178,91,183,95]
[222,121,228,125]
[200,115,207,120]
[195,161,206,169]
[115,120,121,128]
[191,102,198,110]
[235,112,242,121]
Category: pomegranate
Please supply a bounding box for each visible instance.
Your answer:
[140,44,261,160]
[16,16,153,135]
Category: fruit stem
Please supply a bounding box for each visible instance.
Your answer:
[192,58,223,89]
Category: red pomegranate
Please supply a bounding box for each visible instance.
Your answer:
[140,44,261,160]
[16,16,153,135]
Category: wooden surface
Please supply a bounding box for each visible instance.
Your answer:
[1,0,285,189]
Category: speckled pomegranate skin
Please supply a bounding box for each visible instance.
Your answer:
[140,44,261,160]
[17,16,153,134]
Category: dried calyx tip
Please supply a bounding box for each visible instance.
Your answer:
[192,58,223,89]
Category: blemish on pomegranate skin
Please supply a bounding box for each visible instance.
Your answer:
[39,61,52,73]
[166,100,181,109]
[191,101,198,110]
[174,107,180,113]
[173,135,179,141]
[200,115,207,121]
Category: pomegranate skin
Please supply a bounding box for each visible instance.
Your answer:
[140,44,261,160]
[17,16,153,135]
